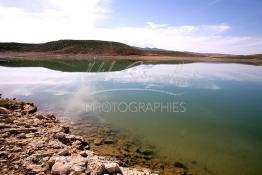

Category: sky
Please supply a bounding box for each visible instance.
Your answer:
[0,0,262,54]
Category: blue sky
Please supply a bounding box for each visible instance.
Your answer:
[105,0,262,36]
[0,0,262,54]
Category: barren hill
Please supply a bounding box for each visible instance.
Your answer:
[0,40,198,57]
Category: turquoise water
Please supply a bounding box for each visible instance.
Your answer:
[0,63,262,175]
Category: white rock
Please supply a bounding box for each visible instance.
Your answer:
[50,155,88,175]
[0,107,10,114]
[51,160,71,175]
[58,149,71,156]
[104,162,121,174]
[88,161,105,175]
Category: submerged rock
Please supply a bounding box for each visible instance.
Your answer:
[175,168,186,175]
[104,137,115,144]
[94,138,104,146]
[137,147,154,156]
[174,162,187,169]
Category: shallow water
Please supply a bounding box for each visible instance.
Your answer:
[1,62,262,175]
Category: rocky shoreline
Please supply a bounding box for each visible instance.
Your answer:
[0,96,158,175]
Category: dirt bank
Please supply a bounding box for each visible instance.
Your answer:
[0,52,261,65]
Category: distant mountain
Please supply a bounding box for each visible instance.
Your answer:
[0,40,201,57]
[138,47,167,52]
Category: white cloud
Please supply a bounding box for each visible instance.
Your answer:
[104,63,262,90]
[0,0,110,42]
[0,0,261,54]
[146,22,168,29]
[205,24,231,32]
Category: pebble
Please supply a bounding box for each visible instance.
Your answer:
[0,107,10,114]
[104,162,121,174]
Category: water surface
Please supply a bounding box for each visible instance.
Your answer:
[0,62,262,175]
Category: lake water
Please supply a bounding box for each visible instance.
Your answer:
[0,62,262,175]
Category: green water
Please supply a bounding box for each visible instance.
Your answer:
[0,62,262,175]
[0,59,142,72]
